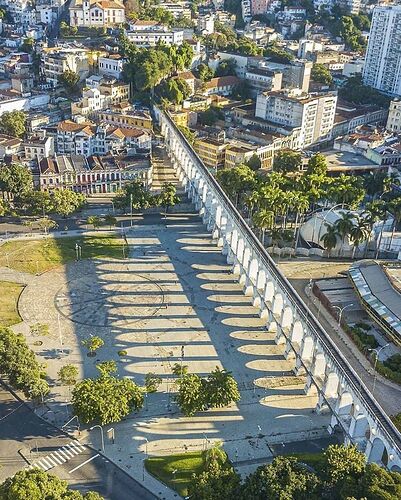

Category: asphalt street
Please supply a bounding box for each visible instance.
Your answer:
[0,386,156,499]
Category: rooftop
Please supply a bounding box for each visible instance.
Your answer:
[322,150,383,172]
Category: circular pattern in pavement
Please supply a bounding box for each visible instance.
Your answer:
[54,270,164,327]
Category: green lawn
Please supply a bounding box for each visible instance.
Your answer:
[0,281,23,326]
[0,236,124,274]
[145,452,204,497]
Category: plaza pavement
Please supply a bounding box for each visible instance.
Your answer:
[4,215,333,498]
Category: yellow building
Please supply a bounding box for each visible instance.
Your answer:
[194,138,227,170]
[224,141,274,170]
[96,108,152,130]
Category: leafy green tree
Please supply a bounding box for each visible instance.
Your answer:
[23,190,53,216]
[58,364,79,387]
[72,374,144,425]
[264,43,294,63]
[0,110,26,138]
[338,16,365,51]
[37,217,58,234]
[342,462,401,500]
[216,164,256,206]
[133,49,173,91]
[204,367,240,408]
[322,444,366,489]
[0,163,32,202]
[339,76,390,107]
[104,214,117,229]
[0,327,49,399]
[175,373,204,416]
[82,335,104,356]
[96,360,117,377]
[158,182,180,216]
[172,362,188,376]
[311,63,333,85]
[114,180,151,212]
[60,20,70,36]
[0,469,104,499]
[145,372,162,393]
[246,154,261,171]
[197,63,215,82]
[157,77,191,105]
[87,215,101,230]
[215,59,237,77]
[327,174,365,208]
[0,198,9,216]
[51,189,85,217]
[274,150,302,174]
[197,106,224,126]
[242,456,321,500]
[58,70,80,94]
[188,453,240,500]
[231,80,251,100]
[306,153,327,176]
[21,37,34,53]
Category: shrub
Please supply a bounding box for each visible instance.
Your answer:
[355,322,371,331]
[118,350,127,356]
[0,326,49,399]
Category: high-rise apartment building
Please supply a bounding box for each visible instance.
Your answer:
[363,5,401,97]
[255,89,337,148]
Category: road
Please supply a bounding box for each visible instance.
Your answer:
[0,386,156,499]
[278,258,401,416]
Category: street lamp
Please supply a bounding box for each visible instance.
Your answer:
[369,343,390,397]
[90,425,104,452]
[332,303,354,330]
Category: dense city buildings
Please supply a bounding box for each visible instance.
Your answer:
[2,0,401,498]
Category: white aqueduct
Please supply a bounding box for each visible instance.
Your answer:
[155,106,401,470]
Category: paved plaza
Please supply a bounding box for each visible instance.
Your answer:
[8,216,332,498]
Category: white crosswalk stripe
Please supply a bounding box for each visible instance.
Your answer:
[49,453,63,465]
[53,451,67,463]
[57,449,70,460]
[27,441,85,471]
[67,444,80,455]
[61,446,75,458]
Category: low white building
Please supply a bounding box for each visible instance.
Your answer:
[197,14,214,35]
[69,0,125,27]
[126,27,184,47]
[98,54,126,79]
[56,119,151,156]
[343,59,364,77]
[23,135,54,160]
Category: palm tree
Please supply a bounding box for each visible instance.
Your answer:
[349,216,371,258]
[254,209,274,245]
[388,198,401,250]
[320,223,338,257]
[334,212,355,256]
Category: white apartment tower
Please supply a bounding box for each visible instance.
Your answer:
[255,90,337,148]
[363,5,401,97]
